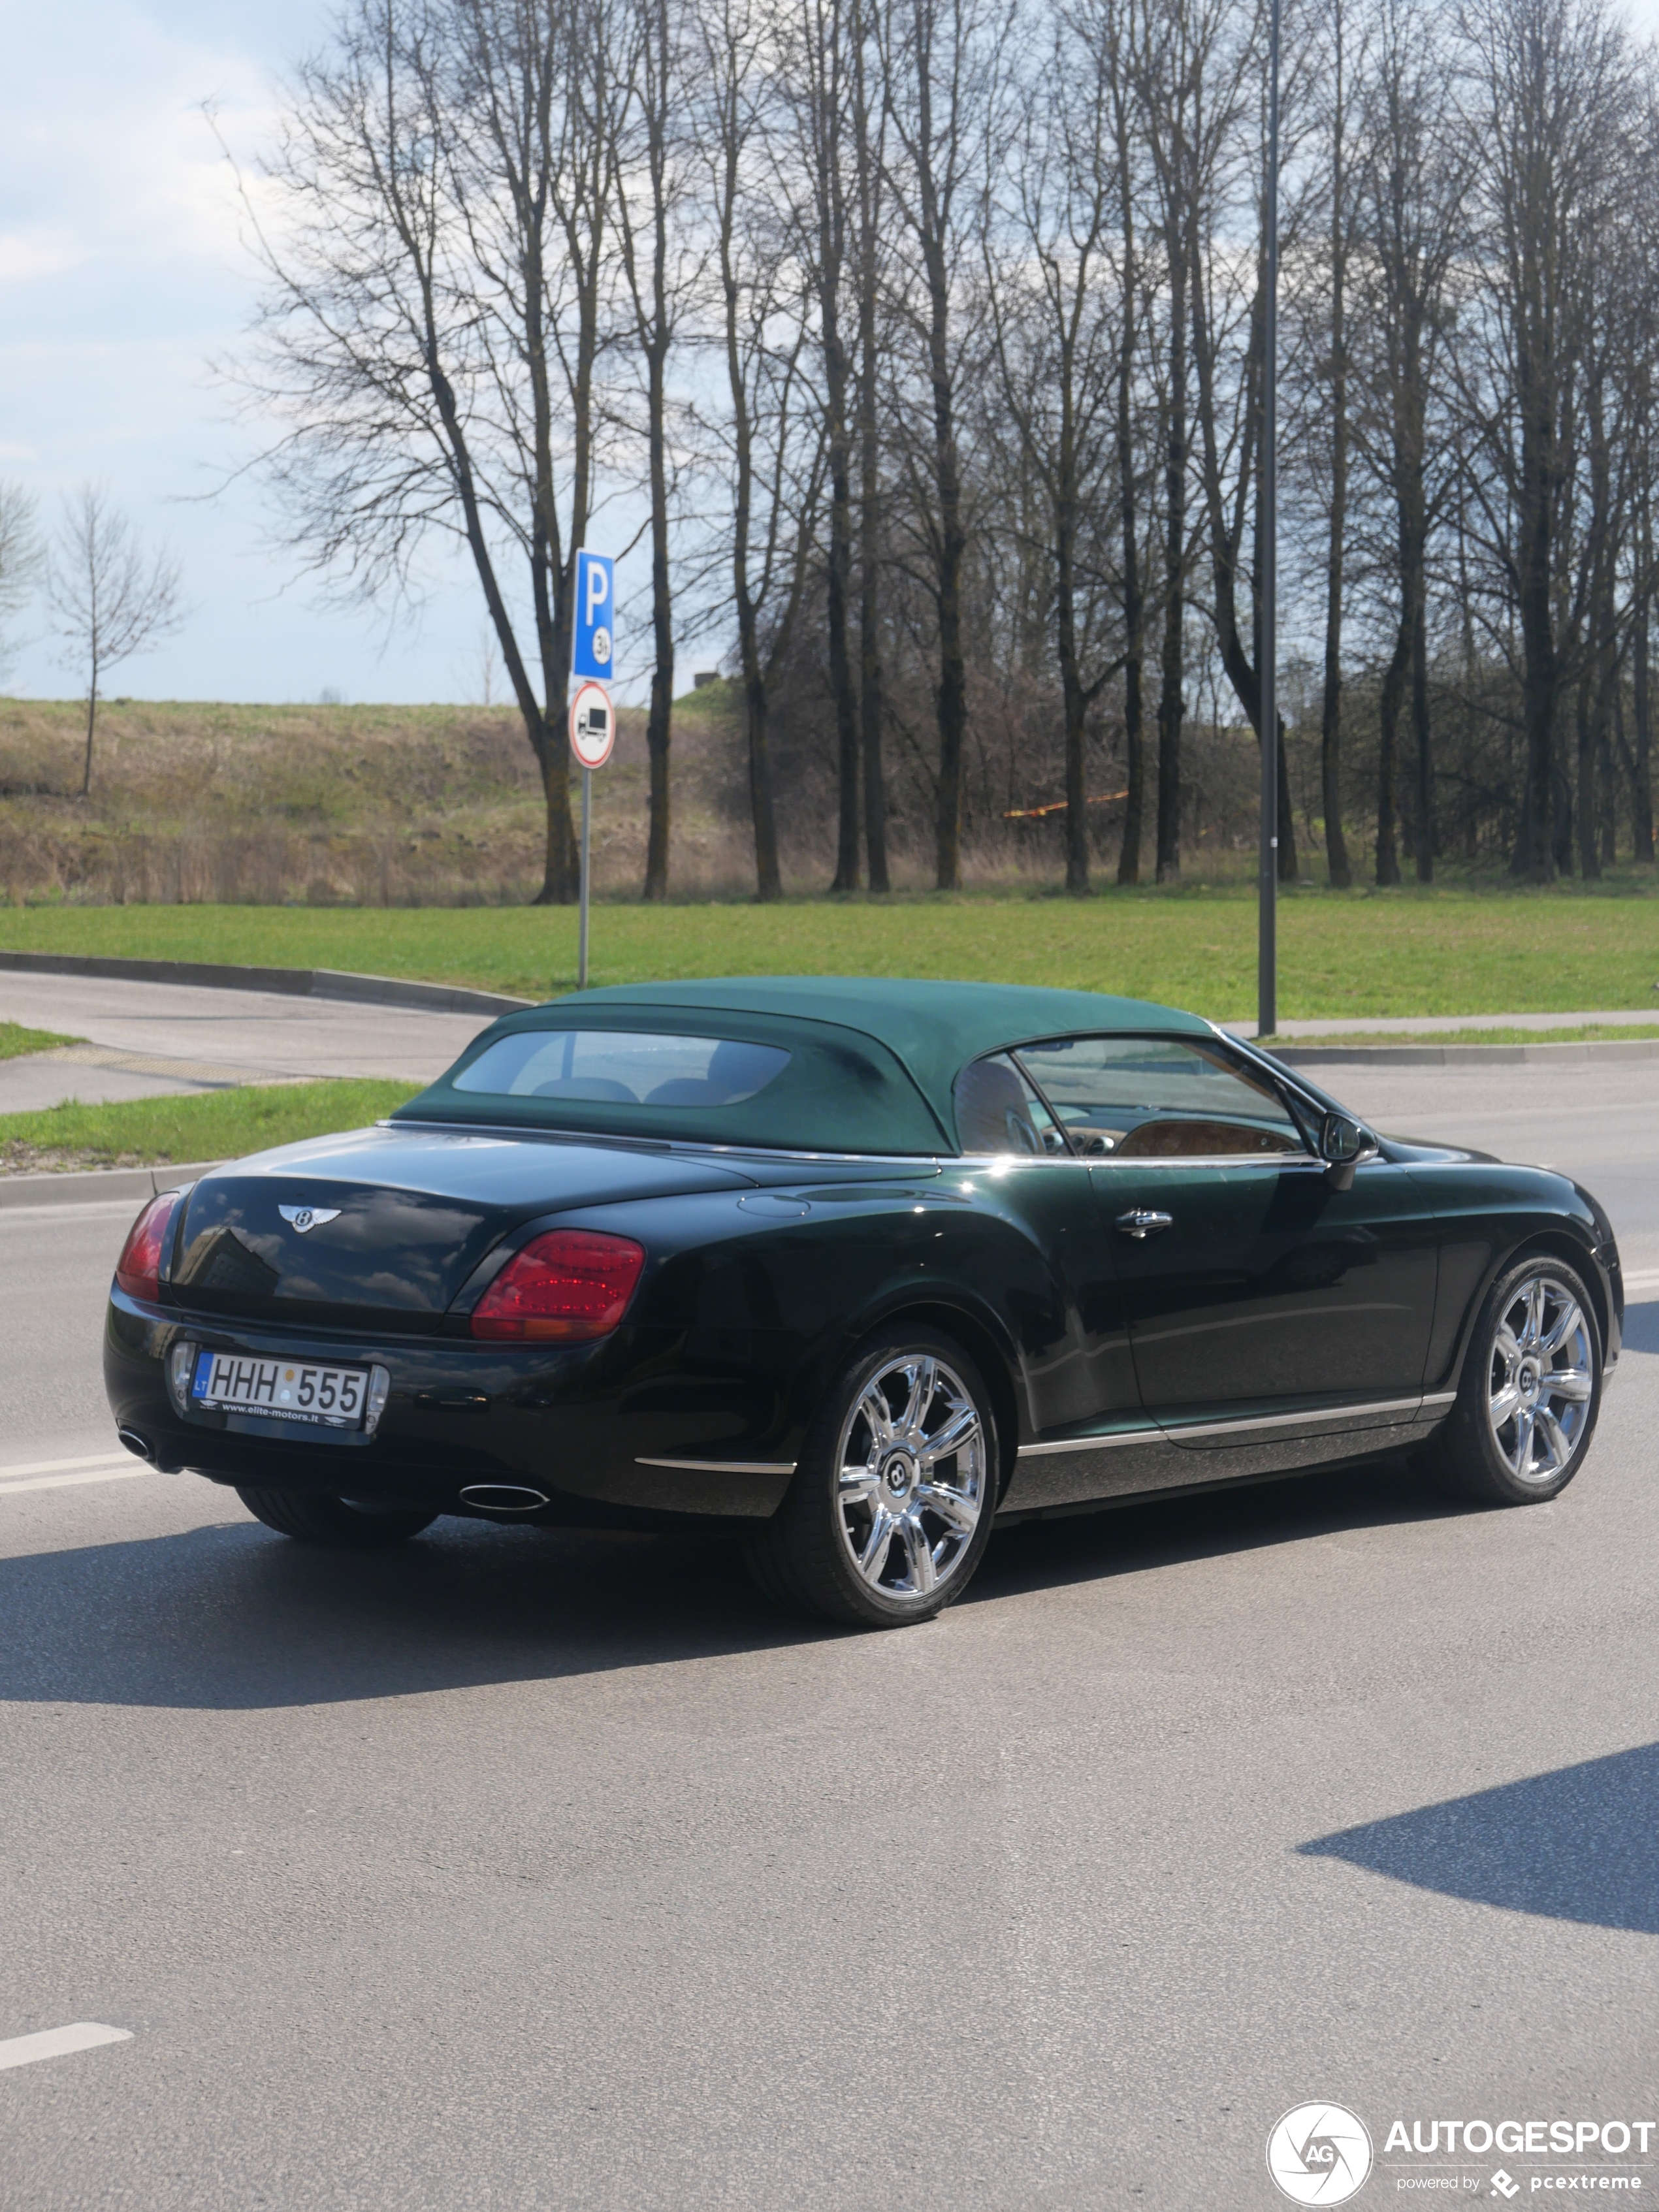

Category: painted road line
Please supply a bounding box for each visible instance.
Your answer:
[0,1451,138,1479]
[1622,1269,1659,1296]
[0,2023,132,2073]
[0,1468,152,1497]
[0,1455,151,1497]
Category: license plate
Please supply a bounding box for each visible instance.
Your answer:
[191,1351,370,1428]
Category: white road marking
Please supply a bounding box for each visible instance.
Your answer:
[0,2023,132,2073]
[1622,1269,1659,1296]
[0,1452,151,1496]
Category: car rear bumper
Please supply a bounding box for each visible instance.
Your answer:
[104,1290,799,1528]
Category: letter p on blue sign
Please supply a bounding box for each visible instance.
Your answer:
[572,551,615,681]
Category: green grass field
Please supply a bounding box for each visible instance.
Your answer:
[0,1019,80,1060]
[1276,1022,1659,1048]
[0,1080,420,1176]
[4,884,1659,1021]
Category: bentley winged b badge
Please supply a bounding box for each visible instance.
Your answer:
[278,1205,341,1234]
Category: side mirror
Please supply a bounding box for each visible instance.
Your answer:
[1319,1112,1375,1192]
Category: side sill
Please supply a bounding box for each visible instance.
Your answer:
[634,1456,797,1476]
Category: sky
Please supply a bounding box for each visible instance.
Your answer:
[0,0,646,706]
[5,0,1659,708]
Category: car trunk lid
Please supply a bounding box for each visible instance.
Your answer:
[167,1125,757,1328]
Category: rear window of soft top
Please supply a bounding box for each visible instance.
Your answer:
[453,1029,790,1108]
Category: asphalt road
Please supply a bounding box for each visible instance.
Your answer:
[1,1059,1656,2212]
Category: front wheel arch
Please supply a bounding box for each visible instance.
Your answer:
[1423,1251,1603,1504]
[1438,1228,1609,1402]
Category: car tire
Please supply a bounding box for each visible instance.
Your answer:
[234,1486,438,1547]
[1422,1253,1603,1505]
[743,1325,1001,1627]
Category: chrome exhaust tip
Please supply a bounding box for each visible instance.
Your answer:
[116,1427,156,1464]
[459,1483,551,1515]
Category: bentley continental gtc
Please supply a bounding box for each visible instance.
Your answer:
[103,979,1621,1627]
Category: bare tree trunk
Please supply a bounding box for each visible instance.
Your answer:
[81,643,99,799]
[1575,666,1598,880]
[926,240,969,892]
[1056,475,1089,895]
[1155,212,1187,885]
[619,0,680,903]
[799,0,862,891]
[643,323,675,900]
[1377,615,1407,885]
[1632,490,1656,863]
[1320,3,1352,889]
[852,0,888,890]
[1409,585,1432,881]
[1115,82,1144,888]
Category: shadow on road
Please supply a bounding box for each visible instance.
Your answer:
[1298,1744,1659,1932]
[0,1455,1460,1712]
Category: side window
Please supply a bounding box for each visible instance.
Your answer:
[1014,1034,1305,1159]
[953,1053,1068,1156]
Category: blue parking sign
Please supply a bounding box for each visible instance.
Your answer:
[572,550,615,681]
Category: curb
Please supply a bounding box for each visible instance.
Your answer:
[0,950,532,1019]
[0,1159,224,1211]
[1265,1038,1659,1068]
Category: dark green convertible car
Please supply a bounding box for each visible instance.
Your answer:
[103,978,1622,1627]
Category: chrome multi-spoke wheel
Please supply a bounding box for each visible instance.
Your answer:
[1425,1255,1602,1505]
[1485,1274,1595,1483]
[743,1326,1001,1626]
[833,1351,988,1601]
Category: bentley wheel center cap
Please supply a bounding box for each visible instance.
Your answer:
[1520,1363,1539,1400]
[882,1451,918,1499]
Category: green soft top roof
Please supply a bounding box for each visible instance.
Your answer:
[393,976,1208,1157]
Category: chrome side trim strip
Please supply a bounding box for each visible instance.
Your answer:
[1018,1430,1157,1456]
[1419,1390,1458,1408]
[635,1456,797,1476]
[1159,1396,1424,1443]
[1018,1393,1431,1460]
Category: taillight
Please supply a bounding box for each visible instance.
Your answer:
[469,1229,647,1342]
[114,1191,183,1302]
[471,1230,654,1345]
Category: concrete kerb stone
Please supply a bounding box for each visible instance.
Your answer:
[0,1159,225,1211]
[0,949,534,1019]
[1266,1037,1659,1069]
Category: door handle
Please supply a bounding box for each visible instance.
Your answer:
[1116,1208,1174,1240]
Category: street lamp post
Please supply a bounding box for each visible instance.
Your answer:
[1258,0,1280,1040]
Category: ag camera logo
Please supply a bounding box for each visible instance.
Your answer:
[1266,2103,1374,2205]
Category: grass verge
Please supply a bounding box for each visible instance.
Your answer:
[6,884,1659,1021]
[1266,1023,1659,1049]
[0,1019,81,1060]
[0,1079,421,1176]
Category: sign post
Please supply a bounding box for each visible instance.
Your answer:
[569,551,616,991]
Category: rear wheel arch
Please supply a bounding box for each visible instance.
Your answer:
[847,1298,1022,1498]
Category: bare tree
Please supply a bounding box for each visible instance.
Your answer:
[852,0,892,888]
[1454,0,1635,880]
[48,486,184,795]
[880,0,1002,888]
[1351,0,1468,884]
[1310,0,1360,886]
[0,481,42,679]
[779,0,866,888]
[983,0,1132,894]
[700,0,826,897]
[235,0,623,905]
[614,0,698,897]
